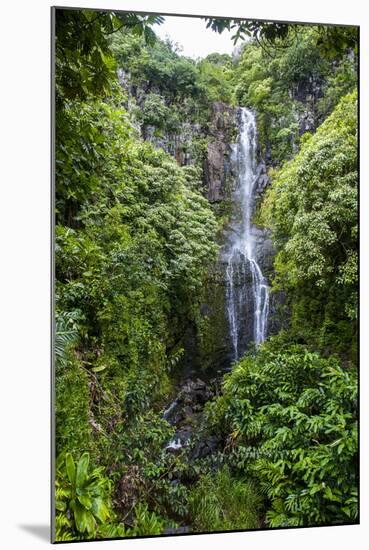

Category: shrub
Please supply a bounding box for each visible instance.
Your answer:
[55,453,114,540]
[213,342,358,527]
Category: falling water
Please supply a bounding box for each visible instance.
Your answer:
[226,108,269,361]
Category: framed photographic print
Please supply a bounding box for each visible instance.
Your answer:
[52,5,359,543]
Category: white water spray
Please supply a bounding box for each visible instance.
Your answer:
[226,108,269,360]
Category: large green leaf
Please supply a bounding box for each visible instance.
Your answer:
[75,452,90,488]
[73,500,96,534]
[55,500,67,512]
[77,494,92,510]
[65,453,75,485]
[85,510,97,535]
[91,497,110,522]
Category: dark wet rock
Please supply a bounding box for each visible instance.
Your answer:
[163,378,214,425]
[165,443,183,455]
[203,102,238,203]
[204,140,228,202]
[268,289,289,336]
[163,375,220,459]
[197,262,232,370]
[255,160,270,194]
[191,435,221,460]
[255,234,274,276]
[177,379,214,407]
[290,77,325,137]
[183,405,194,417]
[299,110,316,134]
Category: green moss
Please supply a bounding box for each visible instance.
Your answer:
[197,265,229,370]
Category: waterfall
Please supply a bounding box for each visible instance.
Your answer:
[225,108,269,361]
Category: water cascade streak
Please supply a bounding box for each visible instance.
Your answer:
[226,108,269,360]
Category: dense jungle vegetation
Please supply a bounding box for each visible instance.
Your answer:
[54,9,358,541]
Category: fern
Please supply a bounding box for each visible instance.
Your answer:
[55,310,80,367]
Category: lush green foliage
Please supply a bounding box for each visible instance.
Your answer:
[55,310,79,367]
[55,98,218,423]
[207,341,358,527]
[55,452,170,540]
[261,91,358,355]
[112,33,233,105]
[197,54,234,103]
[55,56,219,542]
[111,32,235,148]
[233,27,357,164]
[54,9,358,540]
[204,63,358,532]
[55,9,164,105]
[55,20,221,537]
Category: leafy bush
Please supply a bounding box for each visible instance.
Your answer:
[56,94,218,430]
[55,453,114,540]
[261,91,357,354]
[137,93,172,129]
[197,57,233,103]
[211,342,358,527]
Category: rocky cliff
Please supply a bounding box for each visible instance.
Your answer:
[122,79,280,370]
[203,102,237,203]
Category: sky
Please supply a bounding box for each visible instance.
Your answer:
[153,15,237,59]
